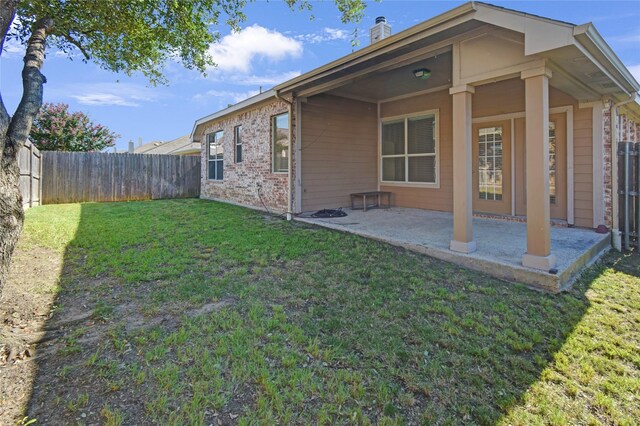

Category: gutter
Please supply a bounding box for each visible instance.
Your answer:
[275,91,294,221]
[573,23,640,94]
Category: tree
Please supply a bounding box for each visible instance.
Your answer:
[30,103,119,152]
[0,0,366,296]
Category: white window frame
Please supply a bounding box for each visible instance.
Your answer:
[234,125,242,164]
[272,112,290,174]
[207,130,224,181]
[379,109,440,188]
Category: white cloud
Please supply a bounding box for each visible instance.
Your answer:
[2,39,24,57]
[54,83,159,107]
[193,89,260,104]
[208,25,302,73]
[211,70,301,87]
[296,27,351,44]
[72,93,140,107]
[628,64,640,84]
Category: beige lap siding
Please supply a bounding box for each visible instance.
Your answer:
[300,94,378,212]
[200,98,291,212]
[475,79,593,227]
[573,106,593,228]
[379,89,454,212]
[378,78,594,225]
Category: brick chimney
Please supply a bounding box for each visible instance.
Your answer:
[370,16,391,45]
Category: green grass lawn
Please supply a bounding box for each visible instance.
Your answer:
[20,199,640,425]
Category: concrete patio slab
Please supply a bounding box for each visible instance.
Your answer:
[296,208,610,292]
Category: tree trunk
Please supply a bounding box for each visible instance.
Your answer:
[0,143,23,297]
[0,15,51,298]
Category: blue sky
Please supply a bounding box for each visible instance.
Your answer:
[1,0,639,151]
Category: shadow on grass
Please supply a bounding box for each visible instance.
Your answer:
[19,199,636,424]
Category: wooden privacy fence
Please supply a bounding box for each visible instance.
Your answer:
[19,139,42,209]
[42,152,201,204]
[618,141,639,251]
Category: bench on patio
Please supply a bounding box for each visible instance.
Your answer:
[350,191,392,212]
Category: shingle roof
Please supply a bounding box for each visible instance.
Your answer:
[134,135,198,155]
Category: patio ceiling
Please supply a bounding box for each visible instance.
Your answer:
[326,51,453,102]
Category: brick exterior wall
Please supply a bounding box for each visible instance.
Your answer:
[200,98,293,213]
[603,100,613,227]
[603,100,640,229]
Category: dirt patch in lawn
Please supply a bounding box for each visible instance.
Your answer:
[0,244,63,423]
[0,243,238,425]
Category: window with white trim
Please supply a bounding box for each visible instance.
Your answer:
[234,125,242,163]
[207,130,224,180]
[478,126,503,201]
[381,113,437,184]
[549,122,556,204]
[272,113,289,173]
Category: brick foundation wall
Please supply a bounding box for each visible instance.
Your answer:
[200,98,292,213]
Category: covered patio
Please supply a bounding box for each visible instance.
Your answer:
[296,208,610,292]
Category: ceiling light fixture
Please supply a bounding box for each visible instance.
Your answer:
[413,68,431,80]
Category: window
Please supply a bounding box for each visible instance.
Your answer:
[207,130,224,180]
[478,126,503,201]
[272,113,289,173]
[234,125,242,163]
[381,113,437,184]
[549,122,556,204]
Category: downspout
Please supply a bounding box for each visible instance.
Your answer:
[275,91,294,221]
[611,94,635,251]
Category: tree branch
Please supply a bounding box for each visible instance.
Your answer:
[0,0,18,148]
[63,32,91,61]
[4,17,52,163]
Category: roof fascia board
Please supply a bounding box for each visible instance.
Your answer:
[573,23,640,93]
[275,2,478,93]
[190,89,276,141]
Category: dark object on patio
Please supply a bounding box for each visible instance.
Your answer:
[595,224,609,234]
[311,208,347,218]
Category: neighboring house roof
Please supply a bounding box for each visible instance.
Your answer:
[191,1,640,141]
[135,135,200,155]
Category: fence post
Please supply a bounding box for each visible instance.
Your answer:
[623,142,630,251]
[637,145,640,250]
[38,149,43,206]
[28,141,34,208]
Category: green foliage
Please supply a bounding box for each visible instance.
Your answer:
[30,103,118,152]
[10,0,367,85]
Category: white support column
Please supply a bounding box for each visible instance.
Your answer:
[449,84,476,254]
[521,67,557,271]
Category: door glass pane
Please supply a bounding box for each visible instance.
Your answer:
[408,156,435,183]
[382,121,405,155]
[382,157,405,181]
[478,126,503,201]
[549,122,556,204]
[408,116,435,154]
